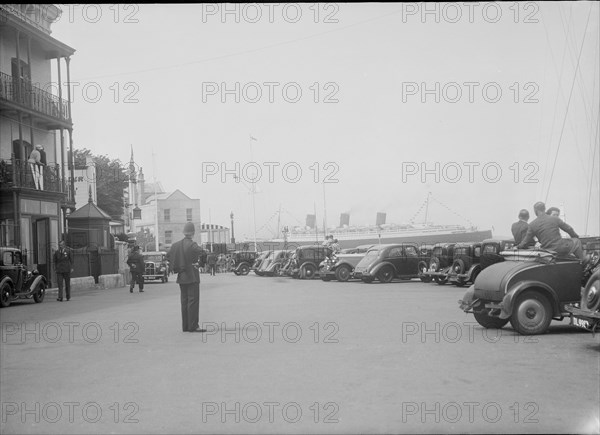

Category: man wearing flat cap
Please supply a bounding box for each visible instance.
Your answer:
[517,201,583,259]
[170,222,204,332]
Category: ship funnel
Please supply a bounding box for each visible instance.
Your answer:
[376,212,386,226]
[306,214,316,229]
[340,213,350,228]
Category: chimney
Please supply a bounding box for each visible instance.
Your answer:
[306,214,316,229]
[376,212,386,226]
[340,213,350,227]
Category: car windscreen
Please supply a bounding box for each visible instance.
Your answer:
[433,247,443,256]
[362,250,380,262]
[455,247,468,256]
[143,255,163,262]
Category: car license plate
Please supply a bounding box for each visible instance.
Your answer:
[571,316,590,330]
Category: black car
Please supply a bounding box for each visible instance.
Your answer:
[231,251,259,275]
[1,247,47,307]
[480,239,515,270]
[353,243,422,283]
[290,245,333,279]
[448,242,482,287]
[421,243,456,285]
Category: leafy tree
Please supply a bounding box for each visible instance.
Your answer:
[74,148,128,219]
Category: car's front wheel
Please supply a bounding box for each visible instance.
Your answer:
[418,261,432,283]
[474,309,509,329]
[33,283,45,303]
[582,271,600,311]
[1,282,12,308]
[510,290,552,335]
[335,265,352,282]
[434,275,448,285]
[239,264,250,275]
[300,264,316,279]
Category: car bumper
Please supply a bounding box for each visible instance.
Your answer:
[565,305,600,332]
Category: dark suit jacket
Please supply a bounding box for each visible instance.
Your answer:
[53,248,72,273]
[511,220,530,246]
[171,237,203,284]
[127,251,145,272]
[518,213,579,250]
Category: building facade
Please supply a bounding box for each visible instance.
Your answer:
[0,4,76,279]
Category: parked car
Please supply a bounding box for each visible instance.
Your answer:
[353,243,422,283]
[253,251,273,276]
[566,238,600,332]
[447,242,483,287]
[289,245,333,279]
[459,248,600,335]
[319,244,374,282]
[231,251,259,275]
[1,247,47,307]
[259,250,292,276]
[480,239,515,270]
[142,251,169,283]
[419,243,456,285]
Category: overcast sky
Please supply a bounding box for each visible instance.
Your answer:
[51,2,599,241]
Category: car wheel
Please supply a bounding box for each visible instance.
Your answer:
[33,283,45,303]
[474,310,509,329]
[362,276,374,284]
[1,282,12,308]
[455,277,467,287]
[378,266,395,283]
[335,265,351,282]
[239,264,250,275]
[471,268,480,284]
[582,271,600,311]
[429,257,440,272]
[418,261,432,283]
[233,270,240,276]
[301,264,316,279]
[434,275,448,285]
[272,264,281,276]
[510,290,552,335]
[452,259,466,275]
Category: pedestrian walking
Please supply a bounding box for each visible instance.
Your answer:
[170,222,204,332]
[53,240,73,301]
[127,245,145,293]
[207,252,217,276]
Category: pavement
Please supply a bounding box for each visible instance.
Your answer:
[1,273,599,434]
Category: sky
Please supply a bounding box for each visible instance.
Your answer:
[50,2,600,241]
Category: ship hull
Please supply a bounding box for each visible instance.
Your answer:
[239,230,494,252]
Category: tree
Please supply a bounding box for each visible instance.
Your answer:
[74,148,129,219]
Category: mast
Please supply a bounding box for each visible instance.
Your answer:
[276,204,281,239]
[424,191,431,225]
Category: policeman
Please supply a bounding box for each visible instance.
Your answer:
[126,245,145,293]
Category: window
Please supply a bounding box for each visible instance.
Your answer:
[388,248,402,257]
[186,208,193,222]
[165,230,172,244]
[405,246,418,257]
[164,209,170,222]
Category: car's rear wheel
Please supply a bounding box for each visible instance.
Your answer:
[434,275,448,285]
[418,261,432,283]
[510,290,552,335]
[474,309,509,329]
[300,264,316,279]
[582,272,600,311]
[239,264,250,275]
[378,266,394,283]
[1,282,12,308]
[335,265,352,282]
[33,283,45,303]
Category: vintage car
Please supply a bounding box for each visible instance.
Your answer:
[1,247,47,307]
[566,238,600,332]
[319,244,374,282]
[459,247,600,335]
[480,239,515,270]
[420,243,456,285]
[289,245,333,279]
[353,243,422,283]
[231,251,259,276]
[447,242,482,287]
[142,251,169,283]
[252,251,272,275]
[258,250,292,276]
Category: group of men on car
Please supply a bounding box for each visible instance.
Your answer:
[511,201,583,260]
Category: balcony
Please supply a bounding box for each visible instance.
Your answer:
[0,158,71,197]
[0,72,70,124]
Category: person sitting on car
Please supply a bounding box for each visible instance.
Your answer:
[517,201,583,260]
[511,209,533,247]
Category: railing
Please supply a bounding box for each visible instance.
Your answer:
[0,158,66,194]
[0,72,70,122]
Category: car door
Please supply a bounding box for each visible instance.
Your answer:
[403,245,420,276]
[386,247,403,276]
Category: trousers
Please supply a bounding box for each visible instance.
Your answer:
[130,271,144,290]
[179,282,200,331]
[57,272,71,300]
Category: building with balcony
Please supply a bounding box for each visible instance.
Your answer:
[0,4,76,280]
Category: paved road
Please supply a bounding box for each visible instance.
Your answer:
[1,273,598,434]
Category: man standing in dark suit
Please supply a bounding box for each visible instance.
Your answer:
[127,245,145,293]
[53,240,72,301]
[511,209,532,247]
[170,222,204,332]
[517,201,583,259]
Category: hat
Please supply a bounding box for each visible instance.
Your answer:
[35,144,43,149]
[183,222,195,236]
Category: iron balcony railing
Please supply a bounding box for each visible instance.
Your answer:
[0,72,70,122]
[0,157,71,197]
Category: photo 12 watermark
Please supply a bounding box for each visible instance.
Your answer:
[56,4,140,24]
[199,321,340,344]
[201,401,339,424]
[400,2,539,24]
[401,321,539,344]
[1,401,140,424]
[201,3,340,24]
[401,401,539,424]
[202,162,340,184]
[201,82,340,103]
[401,82,540,103]
[401,162,540,184]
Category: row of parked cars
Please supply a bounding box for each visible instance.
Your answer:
[227,237,600,336]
